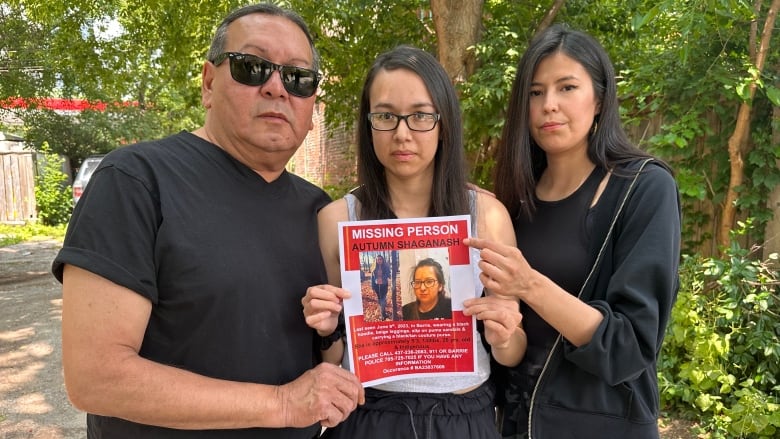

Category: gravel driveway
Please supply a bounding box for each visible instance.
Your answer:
[0,239,86,439]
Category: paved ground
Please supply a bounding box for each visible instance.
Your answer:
[0,239,696,439]
[0,239,86,439]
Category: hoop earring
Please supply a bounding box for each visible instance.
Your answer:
[591,121,598,135]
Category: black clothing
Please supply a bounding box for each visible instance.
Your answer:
[402,296,453,321]
[322,380,500,439]
[372,259,392,319]
[505,166,605,433]
[497,160,681,439]
[52,132,330,439]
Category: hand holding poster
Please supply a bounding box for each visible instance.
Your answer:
[338,215,479,386]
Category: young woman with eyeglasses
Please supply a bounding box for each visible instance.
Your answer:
[402,258,453,321]
[302,45,527,438]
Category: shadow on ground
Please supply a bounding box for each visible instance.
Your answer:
[0,240,85,439]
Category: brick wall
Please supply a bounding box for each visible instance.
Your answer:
[289,101,357,194]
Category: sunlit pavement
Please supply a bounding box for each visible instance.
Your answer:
[0,240,85,439]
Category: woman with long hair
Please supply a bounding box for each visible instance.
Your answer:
[303,45,527,438]
[466,24,681,438]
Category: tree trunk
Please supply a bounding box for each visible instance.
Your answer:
[765,103,780,260]
[534,0,567,36]
[430,0,484,85]
[718,0,780,251]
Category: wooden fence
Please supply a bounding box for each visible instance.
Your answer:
[0,151,37,224]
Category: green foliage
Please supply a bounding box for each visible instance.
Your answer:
[293,0,432,134]
[459,0,535,188]
[613,0,780,253]
[0,222,67,247]
[20,105,170,172]
[21,109,112,170]
[322,178,356,201]
[0,2,59,97]
[2,0,215,134]
[33,142,73,226]
[3,5,780,437]
[3,0,780,255]
[660,222,780,438]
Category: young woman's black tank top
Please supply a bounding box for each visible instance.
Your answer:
[513,165,606,377]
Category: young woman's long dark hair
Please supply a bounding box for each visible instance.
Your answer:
[494,24,668,220]
[354,45,469,219]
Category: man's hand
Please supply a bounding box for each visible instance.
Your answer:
[277,363,365,428]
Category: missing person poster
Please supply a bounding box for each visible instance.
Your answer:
[338,215,479,386]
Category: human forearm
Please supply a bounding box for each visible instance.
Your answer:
[62,266,363,430]
[320,334,345,364]
[64,350,288,429]
[65,349,363,429]
[521,273,603,347]
[490,326,527,367]
[61,266,286,429]
[463,240,604,348]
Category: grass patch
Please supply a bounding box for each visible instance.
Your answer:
[0,222,67,247]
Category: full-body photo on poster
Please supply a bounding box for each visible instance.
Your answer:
[365,252,397,321]
[338,215,479,386]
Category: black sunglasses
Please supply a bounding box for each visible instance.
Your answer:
[211,52,320,98]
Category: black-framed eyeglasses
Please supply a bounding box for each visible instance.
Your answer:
[211,52,320,98]
[367,112,440,132]
[410,278,439,289]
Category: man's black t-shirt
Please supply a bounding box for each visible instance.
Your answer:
[53,132,329,438]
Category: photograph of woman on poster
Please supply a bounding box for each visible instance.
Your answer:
[371,254,392,320]
[402,257,453,321]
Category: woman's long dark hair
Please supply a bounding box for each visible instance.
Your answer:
[354,45,469,219]
[494,24,669,220]
[373,255,390,276]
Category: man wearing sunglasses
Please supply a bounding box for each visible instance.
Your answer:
[53,3,364,439]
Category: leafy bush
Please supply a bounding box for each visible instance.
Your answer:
[34,142,73,226]
[659,222,780,438]
[0,222,66,247]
